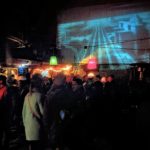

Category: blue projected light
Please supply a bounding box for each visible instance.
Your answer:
[18,67,28,76]
[58,11,150,66]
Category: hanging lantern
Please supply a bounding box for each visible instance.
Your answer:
[49,56,58,65]
[87,57,97,70]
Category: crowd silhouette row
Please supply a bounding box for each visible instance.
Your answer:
[0,72,150,150]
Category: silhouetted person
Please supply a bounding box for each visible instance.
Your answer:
[43,73,72,150]
[0,75,9,149]
[22,74,44,150]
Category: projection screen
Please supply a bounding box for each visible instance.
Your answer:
[57,2,150,67]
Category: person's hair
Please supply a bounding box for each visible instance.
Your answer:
[96,74,101,79]
[54,73,66,80]
[53,73,66,85]
[73,77,83,85]
[29,74,43,93]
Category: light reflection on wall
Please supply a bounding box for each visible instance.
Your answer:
[58,11,150,67]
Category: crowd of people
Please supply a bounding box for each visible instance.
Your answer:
[0,72,150,150]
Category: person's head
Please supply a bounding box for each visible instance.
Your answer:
[0,75,6,88]
[72,77,83,92]
[30,73,43,92]
[18,80,28,89]
[94,74,101,82]
[107,74,114,83]
[53,73,66,87]
[7,74,15,86]
[82,75,88,82]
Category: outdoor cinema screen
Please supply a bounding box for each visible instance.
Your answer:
[57,3,150,66]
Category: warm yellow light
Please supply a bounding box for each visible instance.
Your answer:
[87,72,95,78]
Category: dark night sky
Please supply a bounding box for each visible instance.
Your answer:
[0,0,141,33]
[0,0,144,46]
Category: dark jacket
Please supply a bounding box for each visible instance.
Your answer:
[43,84,73,147]
[43,85,72,131]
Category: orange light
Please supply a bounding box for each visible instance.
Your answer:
[32,65,72,76]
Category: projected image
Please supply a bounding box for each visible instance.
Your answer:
[58,11,150,65]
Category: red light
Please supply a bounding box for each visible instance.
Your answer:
[87,58,97,70]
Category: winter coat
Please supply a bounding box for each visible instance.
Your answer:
[22,91,43,141]
[43,84,74,146]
